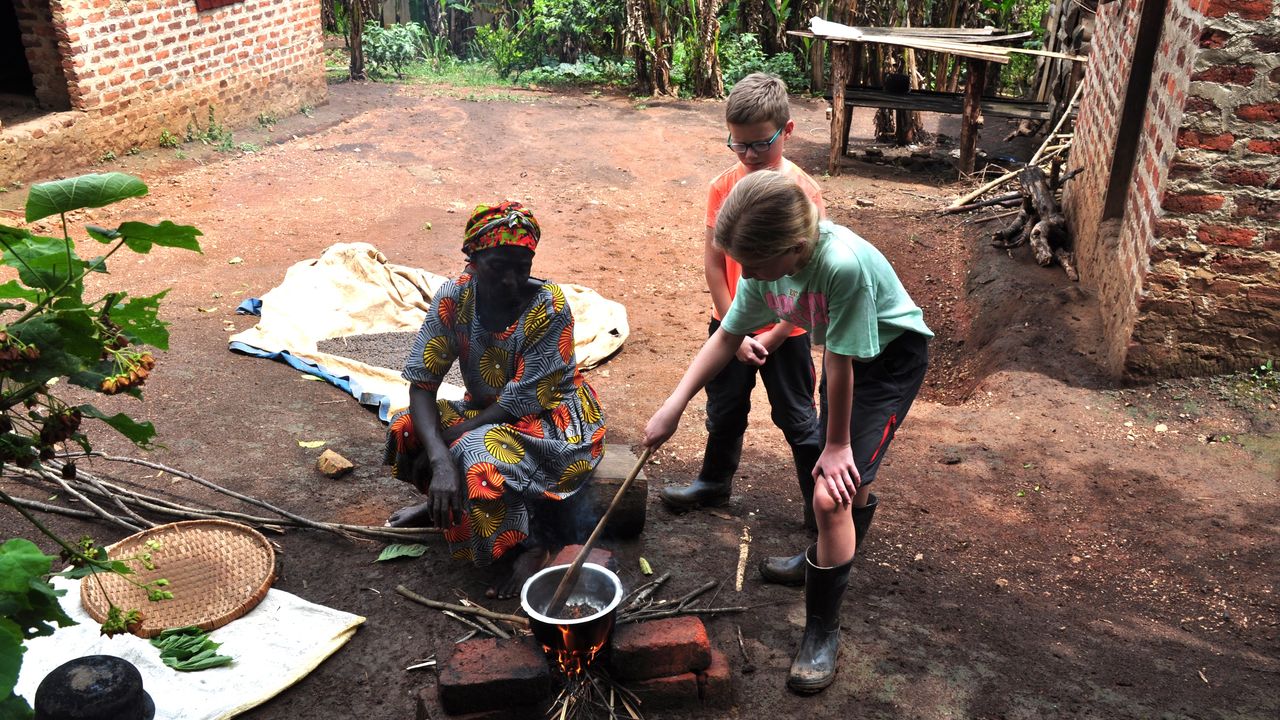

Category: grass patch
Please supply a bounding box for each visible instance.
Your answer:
[399,59,511,87]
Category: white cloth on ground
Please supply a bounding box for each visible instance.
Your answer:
[15,576,365,720]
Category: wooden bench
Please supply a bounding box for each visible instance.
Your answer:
[825,85,1051,159]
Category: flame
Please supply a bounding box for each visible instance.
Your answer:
[543,624,608,678]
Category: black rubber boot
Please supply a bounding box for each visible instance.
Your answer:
[658,434,742,511]
[787,545,853,694]
[760,494,878,586]
[791,444,821,531]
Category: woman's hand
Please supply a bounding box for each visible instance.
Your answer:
[426,461,462,528]
[644,399,685,449]
[440,422,468,446]
[813,443,860,507]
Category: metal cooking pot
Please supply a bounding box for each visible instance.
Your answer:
[520,562,623,671]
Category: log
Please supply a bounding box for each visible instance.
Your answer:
[992,165,1075,280]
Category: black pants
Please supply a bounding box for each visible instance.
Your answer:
[705,319,822,455]
[818,331,929,488]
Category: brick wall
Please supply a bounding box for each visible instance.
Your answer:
[1063,0,1279,379]
[1,0,325,183]
[14,0,72,109]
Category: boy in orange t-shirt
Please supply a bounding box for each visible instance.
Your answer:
[658,73,825,534]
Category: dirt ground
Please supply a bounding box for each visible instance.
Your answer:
[3,80,1277,720]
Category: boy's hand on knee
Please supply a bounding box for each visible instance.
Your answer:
[814,444,860,506]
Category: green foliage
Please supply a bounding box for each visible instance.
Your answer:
[720,33,807,93]
[0,538,75,719]
[97,150,116,164]
[471,17,535,79]
[1248,359,1278,393]
[185,106,234,147]
[521,55,634,87]
[256,112,278,128]
[158,129,181,149]
[363,22,429,79]
[529,0,623,63]
[0,172,202,467]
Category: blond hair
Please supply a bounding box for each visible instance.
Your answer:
[715,170,818,266]
[725,72,790,128]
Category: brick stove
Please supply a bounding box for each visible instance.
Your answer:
[418,547,734,718]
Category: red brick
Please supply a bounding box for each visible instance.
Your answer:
[1184,96,1218,114]
[1236,103,1280,123]
[1253,34,1280,53]
[1176,129,1234,151]
[1168,160,1205,179]
[1248,138,1280,155]
[1212,253,1273,275]
[1235,195,1280,220]
[550,545,616,572]
[1199,28,1231,48]
[1162,192,1225,214]
[627,672,700,712]
[697,649,733,708]
[1203,0,1271,20]
[1213,166,1271,187]
[1191,64,1256,85]
[1154,219,1189,239]
[610,617,712,681]
[1197,224,1257,247]
[437,636,552,715]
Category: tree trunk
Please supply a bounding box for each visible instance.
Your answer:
[349,0,366,80]
[626,0,672,96]
[692,0,725,97]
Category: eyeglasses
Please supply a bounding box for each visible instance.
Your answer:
[726,126,784,154]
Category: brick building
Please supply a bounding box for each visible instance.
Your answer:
[1,0,325,184]
[1063,0,1280,379]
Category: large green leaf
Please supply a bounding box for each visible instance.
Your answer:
[0,232,86,294]
[115,221,203,254]
[108,291,171,349]
[5,316,85,384]
[78,405,156,447]
[0,540,50,596]
[0,619,24,701]
[0,280,38,302]
[25,173,148,222]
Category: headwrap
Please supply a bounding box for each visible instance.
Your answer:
[462,201,541,256]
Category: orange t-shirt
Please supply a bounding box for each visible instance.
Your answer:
[705,158,826,335]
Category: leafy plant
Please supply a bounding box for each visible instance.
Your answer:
[0,171,200,716]
[363,22,429,79]
[185,106,233,147]
[719,32,807,92]
[158,129,181,149]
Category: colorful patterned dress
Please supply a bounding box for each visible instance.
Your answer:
[385,268,607,566]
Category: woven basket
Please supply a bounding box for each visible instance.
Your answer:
[80,519,276,638]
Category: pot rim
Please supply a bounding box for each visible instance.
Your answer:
[520,562,623,626]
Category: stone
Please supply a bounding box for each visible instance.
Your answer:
[581,443,648,540]
[316,448,354,478]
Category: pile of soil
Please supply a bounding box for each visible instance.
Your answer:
[2,81,1275,719]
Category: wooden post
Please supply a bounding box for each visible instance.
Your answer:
[828,42,851,176]
[958,58,987,175]
[809,36,824,95]
[349,0,366,81]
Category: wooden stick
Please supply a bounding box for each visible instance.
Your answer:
[1030,83,1083,166]
[544,447,653,616]
[395,585,531,627]
[47,467,139,533]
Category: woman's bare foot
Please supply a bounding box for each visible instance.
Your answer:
[386,501,434,528]
[485,546,550,600]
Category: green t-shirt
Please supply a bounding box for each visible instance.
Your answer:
[720,221,932,359]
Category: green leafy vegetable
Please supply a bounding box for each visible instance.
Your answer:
[150,626,233,672]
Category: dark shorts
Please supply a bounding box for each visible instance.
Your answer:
[819,331,929,488]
